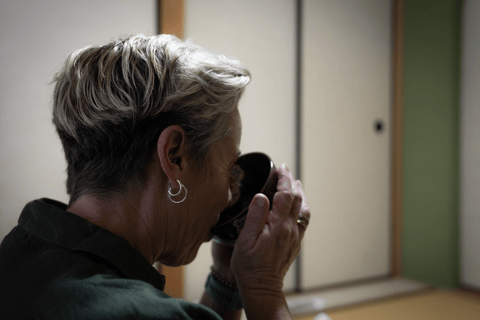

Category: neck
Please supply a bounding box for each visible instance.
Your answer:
[67,186,166,265]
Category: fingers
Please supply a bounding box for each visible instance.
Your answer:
[239,194,270,248]
[278,165,311,228]
[232,166,310,288]
[272,164,303,220]
[294,179,310,238]
[262,163,311,239]
[289,188,303,223]
[276,164,294,192]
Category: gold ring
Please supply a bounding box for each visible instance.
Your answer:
[297,215,309,229]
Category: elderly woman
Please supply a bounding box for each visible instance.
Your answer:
[0,34,310,320]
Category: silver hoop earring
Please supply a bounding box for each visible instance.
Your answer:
[168,180,187,204]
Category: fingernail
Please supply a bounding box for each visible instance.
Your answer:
[257,197,265,208]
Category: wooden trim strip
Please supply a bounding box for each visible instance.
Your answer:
[158,263,184,298]
[156,0,185,298]
[391,0,405,278]
[459,285,480,297]
[158,0,185,39]
[286,275,392,296]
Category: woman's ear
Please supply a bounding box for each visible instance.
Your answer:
[157,125,187,187]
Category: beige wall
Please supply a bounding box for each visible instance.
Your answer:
[0,1,155,239]
[460,0,480,290]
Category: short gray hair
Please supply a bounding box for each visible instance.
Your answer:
[52,34,250,204]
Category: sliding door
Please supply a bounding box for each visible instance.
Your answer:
[301,0,393,289]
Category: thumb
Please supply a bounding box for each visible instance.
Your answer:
[240,194,270,241]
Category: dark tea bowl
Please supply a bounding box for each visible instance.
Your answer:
[212,152,277,246]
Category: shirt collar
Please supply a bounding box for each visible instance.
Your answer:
[18,198,166,291]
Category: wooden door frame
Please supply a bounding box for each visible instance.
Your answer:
[156,0,185,299]
[391,0,404,278]
[158,0,184,38]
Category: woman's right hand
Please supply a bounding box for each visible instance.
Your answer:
[231,164,310,316]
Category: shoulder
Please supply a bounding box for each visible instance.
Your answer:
[35,274,222,320]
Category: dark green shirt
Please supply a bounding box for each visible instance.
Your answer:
[0,198,221,320]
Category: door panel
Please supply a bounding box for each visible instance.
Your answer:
[301,0,392,289]
[460,0,480,290]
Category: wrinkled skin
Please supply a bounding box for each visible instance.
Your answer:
[212,164,310,294]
